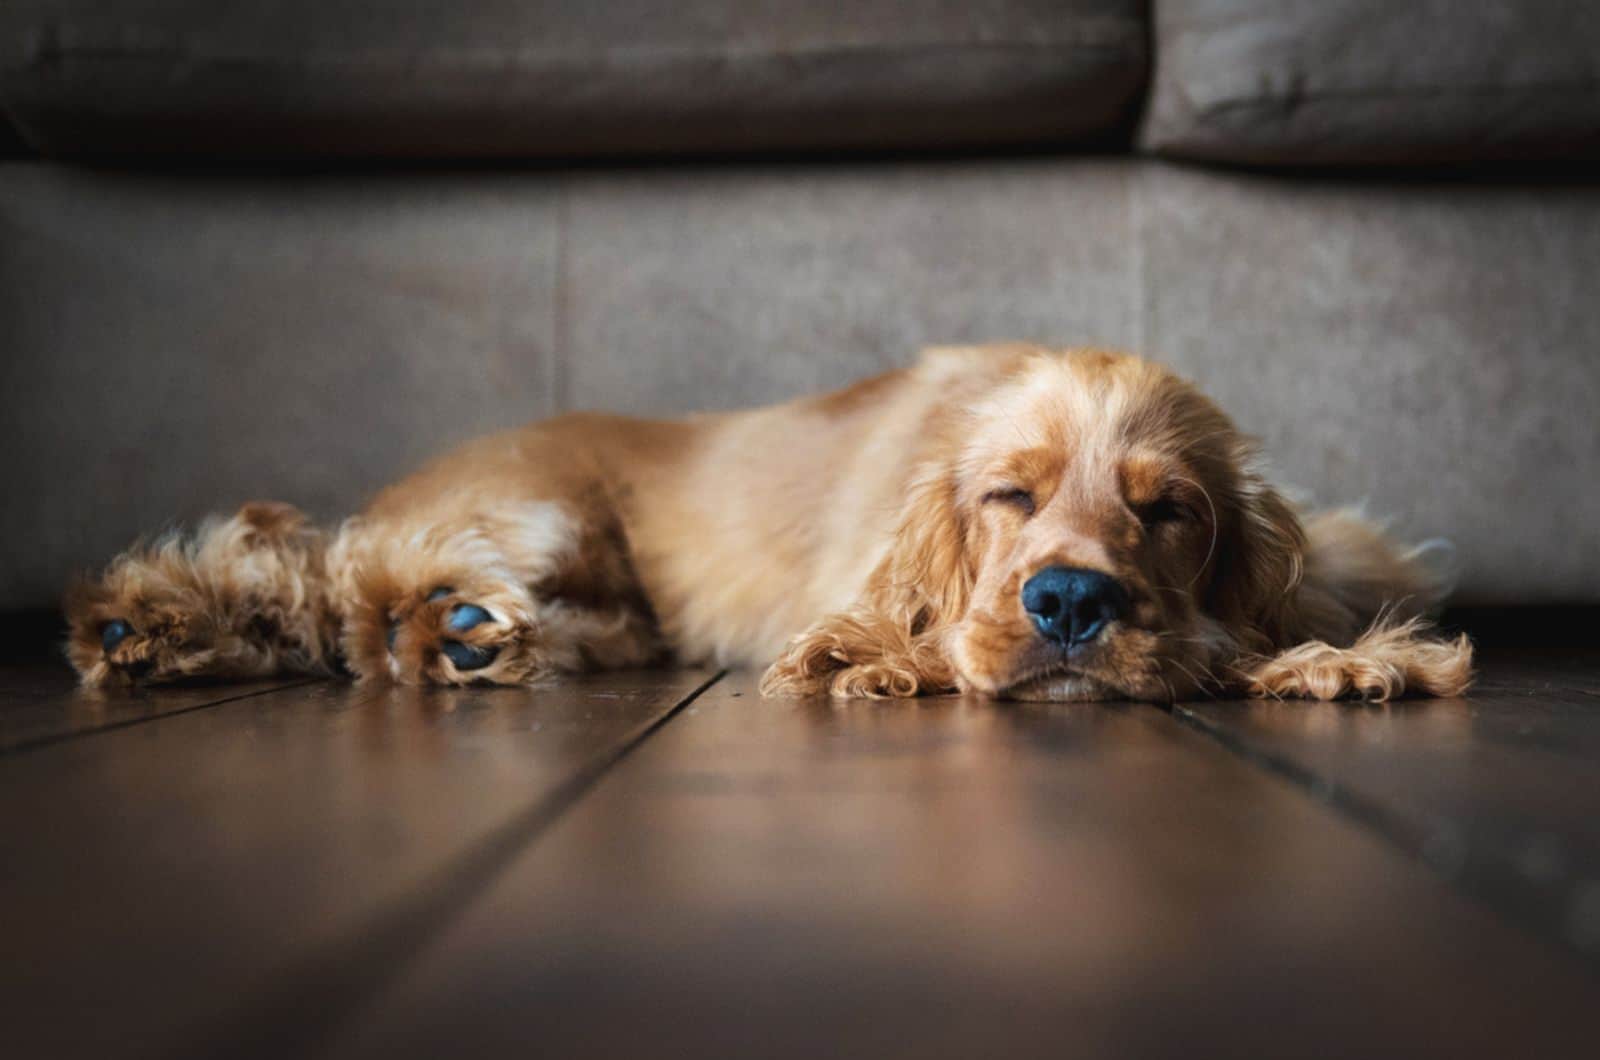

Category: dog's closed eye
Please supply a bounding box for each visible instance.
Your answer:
[1132,495,1195,528]
[982,487,1036,517]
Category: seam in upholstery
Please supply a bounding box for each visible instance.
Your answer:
[1191,79,1600,119]
[10,29,1148,74]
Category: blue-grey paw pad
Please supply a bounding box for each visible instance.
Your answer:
[442,639,497,671]
[101,620,134,653]
[446,603,492,633]
[426,587,454,602]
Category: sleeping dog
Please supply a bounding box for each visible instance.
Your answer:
[65,345,1472,701]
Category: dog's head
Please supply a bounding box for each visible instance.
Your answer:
[883,348,1304,701]
[64,501,334,686]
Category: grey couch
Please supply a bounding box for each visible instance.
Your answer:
[3,1,1597,612]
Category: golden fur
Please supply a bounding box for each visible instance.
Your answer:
[65,345,1473,701]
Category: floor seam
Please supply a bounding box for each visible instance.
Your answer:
[163,669,727,1060]
[0,677,323,757]
[1158,701,1600,979]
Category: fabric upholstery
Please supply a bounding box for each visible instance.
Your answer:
[0,1,1147,159]
[4,159,1598,609]
[1143,0,1600,165]
[0,116,24,155]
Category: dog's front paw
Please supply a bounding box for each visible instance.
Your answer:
[758,656,832,697]
[760,619,954,699]
[759,626,849,697]
[1239,621,1474,701]
[761,656,933,699]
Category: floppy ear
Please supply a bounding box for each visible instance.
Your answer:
[860,467,974,636]
[760,465,973,698]
[1206,466,1309,654]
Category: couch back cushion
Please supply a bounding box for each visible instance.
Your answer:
[1143,0,1600,165]
[0,0,1148,159]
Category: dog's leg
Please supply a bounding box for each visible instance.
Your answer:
[761,466,972,699]
[333,500,662,686]
[1231,509,1473,700]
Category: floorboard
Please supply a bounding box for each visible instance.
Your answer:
[1175,666,1600,969]
[314,671,1597,1060]
[0,659,309,752]
[0,668,718,1060]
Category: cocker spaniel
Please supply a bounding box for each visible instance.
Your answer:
[66,345,1473,701]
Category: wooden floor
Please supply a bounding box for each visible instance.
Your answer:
[3,615,1598,1058]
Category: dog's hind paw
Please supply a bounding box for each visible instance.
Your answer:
[386,588,497,672]
[376,585,550,686]
[439,601,499,671]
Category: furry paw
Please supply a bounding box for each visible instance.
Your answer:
[760,616,956,699]
[373,585,550,686]
[77,613,174,683]
[63,502,338,687]
[1241,619,1474,701]
[388,588,497,671]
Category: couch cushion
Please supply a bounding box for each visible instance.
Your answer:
[1143,0,1600,165]
[0,1,1147,160]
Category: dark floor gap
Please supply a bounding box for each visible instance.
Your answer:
[1158,701,1600,979]
[163,670,726,1060]
[1,678,322,757]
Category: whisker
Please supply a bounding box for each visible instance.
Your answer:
[1165,656,1211,696]
[1157,674,1176,702]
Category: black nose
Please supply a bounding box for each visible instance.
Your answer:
[1020,567,1128,647]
